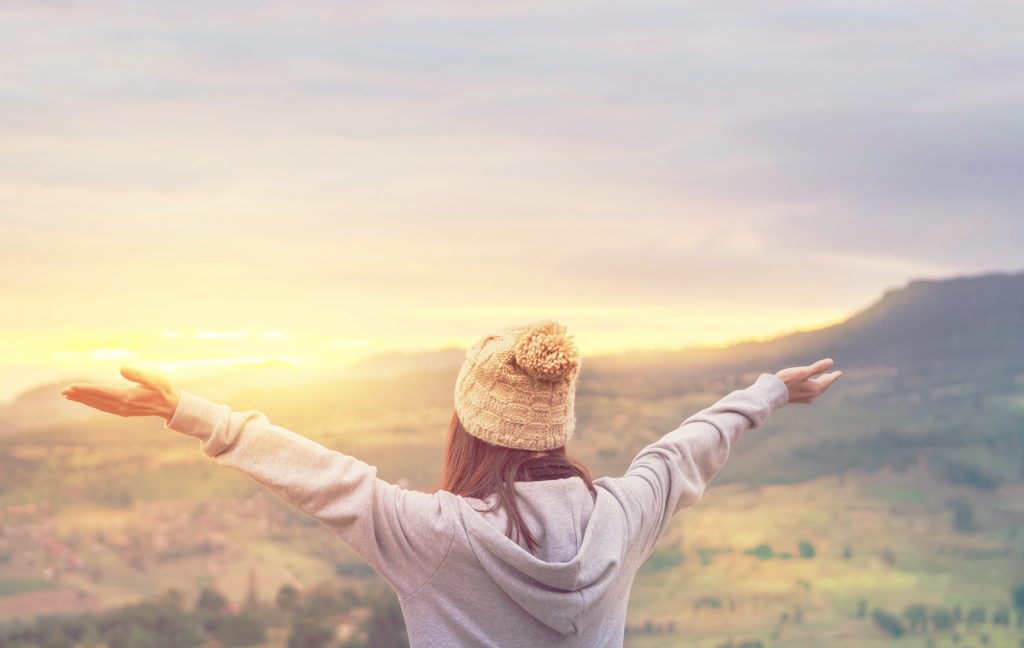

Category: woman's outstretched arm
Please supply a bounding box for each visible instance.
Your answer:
[62,367,456,598]
[608,359,842,559]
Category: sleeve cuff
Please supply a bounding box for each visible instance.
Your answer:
[753,372,790,411]
[164,389,225,443]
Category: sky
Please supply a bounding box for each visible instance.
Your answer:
[1,1,1022,399]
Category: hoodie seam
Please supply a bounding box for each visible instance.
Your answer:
[451,498,497,601]
[570,491,580,563]
[569,491,588,627]
[399,502,458,602]
[570,490,584,590]
[575,590,587,632]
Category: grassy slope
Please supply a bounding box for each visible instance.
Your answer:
[624,472,1024,646]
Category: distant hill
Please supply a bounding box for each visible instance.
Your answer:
[342,347,467,378]
[584,268,1024,397]
[0,377,104,433]
[737,268,1024,377]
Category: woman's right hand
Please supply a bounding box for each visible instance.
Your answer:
[774,358,842,404]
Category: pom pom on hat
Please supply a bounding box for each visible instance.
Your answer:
[513,319,581,382]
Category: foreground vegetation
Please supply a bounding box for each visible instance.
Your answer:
[0,581,404,648]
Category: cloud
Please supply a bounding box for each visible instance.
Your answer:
[0,0,1021,341]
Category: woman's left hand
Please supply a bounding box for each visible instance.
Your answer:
[62,366,181,421]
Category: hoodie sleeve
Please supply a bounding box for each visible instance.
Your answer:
[164,390,456,598]
[614,373,789,557]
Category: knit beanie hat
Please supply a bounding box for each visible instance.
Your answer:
[453,319,582,451]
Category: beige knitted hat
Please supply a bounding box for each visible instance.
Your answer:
[453,319,582,451]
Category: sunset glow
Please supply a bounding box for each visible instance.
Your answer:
[2,2,1018,401]
[1,303,850,400]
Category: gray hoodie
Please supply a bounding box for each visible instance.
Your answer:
[166,372,789,647]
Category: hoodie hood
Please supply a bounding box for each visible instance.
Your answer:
[455,476,627,635]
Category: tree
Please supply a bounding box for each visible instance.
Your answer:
[101,601,205,648]
[1012,583,1024,627]
[694,597,722,611]
[967,606,986,626]
[932,607,954,631]
[300,582,360,618]
[948,497,976,533]
[277,584,299,613]
[942,459,1002,490]
[642,545,685,572]
[196,587,228,613]
[287,615,333,648]
[211,613,266,647]
[798,541,816,558]
[903,604,928,632]
[872,608,904,638]
[243,567,260,613]
[157,588,185,610]
[743,544,774,560]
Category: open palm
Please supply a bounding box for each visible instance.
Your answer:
[62,366,181,421]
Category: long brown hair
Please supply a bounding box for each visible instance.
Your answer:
[438,410,596,553]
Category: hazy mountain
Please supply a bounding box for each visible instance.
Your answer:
[0,377,106,433]
[584,268,1024,397]
[740,268,1024,375]
[342,347,467,378]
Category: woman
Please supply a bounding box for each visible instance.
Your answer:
[62,319,841,647]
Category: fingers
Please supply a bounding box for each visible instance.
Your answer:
[813,370,843,390]
[800,358,833,380]
[120,365,165,389]
[62,386,131,415]
[62,383,126,399]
